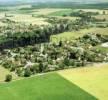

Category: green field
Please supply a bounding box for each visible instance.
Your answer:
[0,64,108,100]
[93,45,108,53]
[0,73,97,100]
[0,4,108,100]
[48,9,72,16]
[58,63,108,100]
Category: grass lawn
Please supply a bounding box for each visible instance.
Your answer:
[0,73,97,100]
[58,63,108,100]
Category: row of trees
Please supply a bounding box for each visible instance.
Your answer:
[70,10,99,17]
[0,24,65,50]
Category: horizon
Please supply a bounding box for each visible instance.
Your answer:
[0,0,108,4]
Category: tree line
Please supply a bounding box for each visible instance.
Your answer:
[0,17,90,50]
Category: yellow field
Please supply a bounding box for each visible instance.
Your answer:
[58,63,108,100]
[0,66,18,82]
[85,27,108,35]
[80,9,108,14]
[8,14,48,25]
[95,15,108,20]
[0,22,7,26]
[0,13,49,25]
[51,27,108,42]
[32,8,67,15]
[0,66,10,82]
[0,9,68,26]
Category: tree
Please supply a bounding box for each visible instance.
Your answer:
[39,62,44,72]
[62,14,67,17]
[58,40,62,47]
[24,68,31,77]
[30,64,39,74]
[64,57,70,66]
[103,11,106,15]
[2,60,12,69]
[5,74,12,82]
[16,68,23,76]
[58,62,65,69]
[10,64,16,72]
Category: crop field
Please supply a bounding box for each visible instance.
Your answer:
[0,13,49,26]
[8,14,48,25]
[0,22,6,26]
[31,8,66,15]
[48,9,72,16]
[95,15,108,20]
[80,9,108,14]
[0,63,107,100]
[3,8,108,27]
[58,63,108,100]
[47,9,108,16]
[0,73,97,100]
[0,66,10,82]
[0,2,108,100]
[51,27,108,42]
[0,8,71,26]
[0,66,18,82]
[0,8,108,26]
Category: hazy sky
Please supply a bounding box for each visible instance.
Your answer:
[0,0,108,3]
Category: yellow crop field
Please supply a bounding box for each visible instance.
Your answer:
[0,66,18,82]
[58,63,108,100]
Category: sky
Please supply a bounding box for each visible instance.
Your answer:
[0,0,108,3]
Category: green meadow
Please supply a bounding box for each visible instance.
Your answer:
[0,73,97,100]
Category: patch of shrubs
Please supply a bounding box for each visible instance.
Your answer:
[5,74,12,82]
[24,68,31,77]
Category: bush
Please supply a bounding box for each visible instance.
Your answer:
[16,68,23,76]
[30,64,39,74]
[63,58,70,66]
[5,74,12,82]
[69,60,75,66]
[2,61,12,69]
[58,62,65,69]
[39,62,44,73]
[10,65,16,72]
[24,68,31,77]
